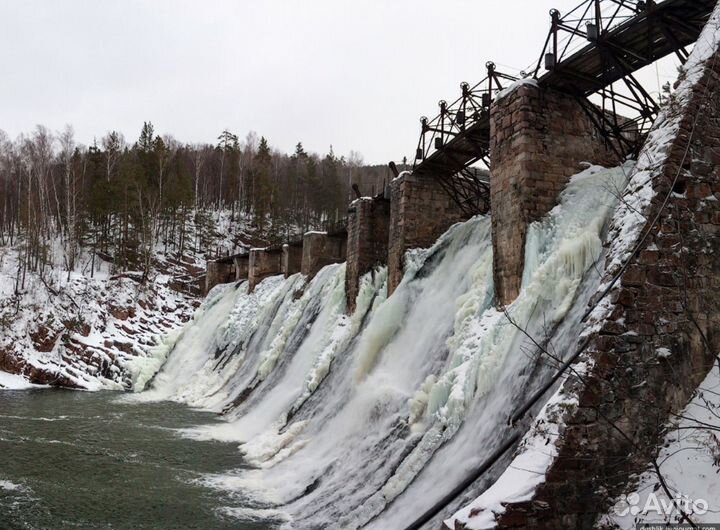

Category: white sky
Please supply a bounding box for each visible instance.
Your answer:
[0,0,684,164]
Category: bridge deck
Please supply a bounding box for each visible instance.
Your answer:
[542,0,716,95]
[413,0,715,183]
[414,117,490,178]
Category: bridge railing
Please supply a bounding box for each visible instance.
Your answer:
[406,0,712,215]
[531,0,646,77]
[412,62,516,168]
[531,0,666,158]
[411,1,663,171]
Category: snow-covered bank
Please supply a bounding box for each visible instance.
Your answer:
[0,205,273,390]
[600,362,720,529]
[0,245,198,390]
[138,163,629,529]
[0,370,43,390]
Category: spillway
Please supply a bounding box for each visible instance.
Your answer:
[136,164,630,529]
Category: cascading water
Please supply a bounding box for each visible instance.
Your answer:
[135,164,630,529]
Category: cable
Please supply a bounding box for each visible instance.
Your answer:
[402,432,522,530]
[398,28,718,530]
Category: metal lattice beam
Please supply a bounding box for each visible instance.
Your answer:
[399,0,716,216]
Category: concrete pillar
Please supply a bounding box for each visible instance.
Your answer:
[387,172,466,296]
[233,254,249,281]
[205,259,235,295]
[345,196,391,313]
[301,231,347,279]
[282,241,303,277]
[248,248,283,292]
[490,83,616,307]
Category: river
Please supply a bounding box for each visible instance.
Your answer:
[0,389,275,530]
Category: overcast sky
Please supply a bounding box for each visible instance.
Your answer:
[1,0,683,164]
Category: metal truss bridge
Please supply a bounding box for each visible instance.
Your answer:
[408,0,716,217]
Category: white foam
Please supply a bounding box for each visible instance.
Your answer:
[143,165,629,529]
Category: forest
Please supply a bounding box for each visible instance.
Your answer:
[0,123,396,285]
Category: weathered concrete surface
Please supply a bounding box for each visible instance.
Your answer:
[301,231,347,279]
[345,196,391,313]
[282,242,303,278]
[233,254,249,281]
[248,248,283,292]
[490,83,617,307]
[205,259,235,295]
[493,30,720,530]
[387,173,466,295]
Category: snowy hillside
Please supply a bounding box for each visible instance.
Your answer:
[0,247,196,390]
[0,209,261,390]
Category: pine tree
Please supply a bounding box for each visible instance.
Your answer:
[253,136,273,232]
[290,142,308,229]
[138,122,154,153]
[321,146,343,224]
[216,129,239,209]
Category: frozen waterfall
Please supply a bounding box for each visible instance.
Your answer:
[134,164,630,529]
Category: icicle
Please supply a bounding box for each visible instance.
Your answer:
[138,164,632,530]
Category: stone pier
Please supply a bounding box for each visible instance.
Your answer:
[489,32,720,530]
[233,254,249,281]
[387,172,466,295]
[248,248,283,292]
[301,231,347,279]
[205,258,235,294]
[282,241,303,278]
[490,82,616,307]
[345,195,391,313]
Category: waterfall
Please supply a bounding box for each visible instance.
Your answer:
[134,164,630,529]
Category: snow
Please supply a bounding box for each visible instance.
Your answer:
[1,12,714,526]
[446,164,628,530]
[600,363,720,528]
[392,170,412,182]
[143,163,628,529]
[0,371,43,390]
[0,202,275,390]
[0,232,210,390]
[599,3,720,283]
[446,382,580,529]
[350,196,376,207]
[495,78,540,102]
[449,12,720,528]
[656,347,672,359]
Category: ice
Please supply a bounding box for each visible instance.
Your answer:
[143,164,629,529]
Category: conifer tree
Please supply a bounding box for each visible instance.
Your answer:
[253,136,273,232]
[138,122,154,153]
[217,129,239,210]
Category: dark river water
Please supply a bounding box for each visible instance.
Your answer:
[0,389,276,530]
